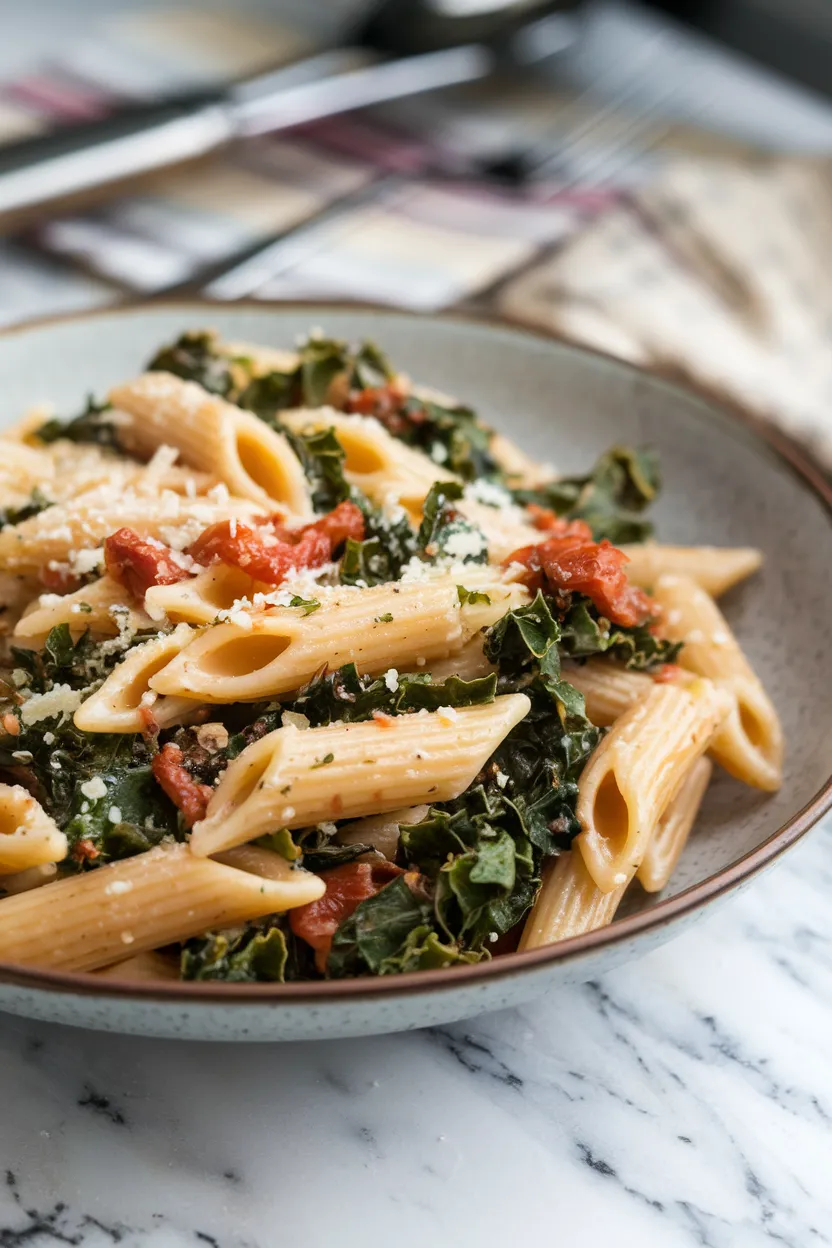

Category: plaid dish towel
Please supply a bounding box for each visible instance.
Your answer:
[497,158,832,465]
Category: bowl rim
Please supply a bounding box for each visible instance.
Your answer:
[0,297,829,1006]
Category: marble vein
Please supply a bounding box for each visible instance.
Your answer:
[0,824,830,1248]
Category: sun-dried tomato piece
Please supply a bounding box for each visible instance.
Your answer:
[188,501,365,587]
[104,527,191,602]
[526,505,593,540]
[151,742,213,828]
[289,860,404,973]
[506,534,654,628]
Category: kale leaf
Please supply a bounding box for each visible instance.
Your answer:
[145,330,234,396]
[181,920,293,982]
[37,396,120,451]
[513,445,660,544]
[0,486,53,530]
[396,395,499,482]
[287,663,496,727]
[417,480,487,563]
[559,601,681,670]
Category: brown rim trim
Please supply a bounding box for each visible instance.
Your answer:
[0,298,830,1006]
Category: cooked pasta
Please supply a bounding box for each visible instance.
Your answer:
[190,694,531,857]
[110,373,311,516]
[620,543,762,598]
[651,574,783,791]
[0,785,67,873]
[0,326,781,983]
[0,843,323,972]
[575,680,731,892]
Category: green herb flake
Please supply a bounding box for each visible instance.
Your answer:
[288,594,320,616]
[310,752,335,769]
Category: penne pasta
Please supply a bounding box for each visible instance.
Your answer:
[0,785,67,873]
[280,407,452,517]
[0,843,324,972]
[110,373,311,516]
[0,863,59,896]
[575,679,731,892]
[651,575,783,791]
[190,694,531,856]
[73,624,202,733]
[521,756,713,946]
[426,637,495,683]
[144,563,264,626]
[638,757,712,893]
[489,431,556,488]
[562,659,654,727]
[456,498,541,562]
[519,851,627,948]
[0,484,263,576]
[14,575,153,640]
[335,805,430,860]
[621,543,762,597]
[95,949,182,981]
[150,581,467,703]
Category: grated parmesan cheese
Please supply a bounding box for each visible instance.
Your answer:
[80,777,108,801]
[383,668,399,692]
[20,683,83,726]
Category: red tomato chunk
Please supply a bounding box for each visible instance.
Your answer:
[105,527,190,601]
[290,860,404,972]
[188,501,365,587]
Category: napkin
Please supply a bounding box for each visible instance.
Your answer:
[498,158,832,465]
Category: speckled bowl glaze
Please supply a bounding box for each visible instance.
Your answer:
[0,303,829,1041]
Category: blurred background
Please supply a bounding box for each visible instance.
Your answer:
[0,0,831,460]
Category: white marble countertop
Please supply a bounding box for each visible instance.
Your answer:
[0,823,829,1248]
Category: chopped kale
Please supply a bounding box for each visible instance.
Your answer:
[181,921,289,982]
[1,627,179,866]
[397,394,499,481]
[513,445,661,544]
[286,663,497,727]
[417,480,487,563]
[37,395,119,451]
[145,330,234,396]
[0,486,53,530]
[559,601,681,670]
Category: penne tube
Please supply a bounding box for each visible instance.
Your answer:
[456,499,541,563]
[73,624,202,733]
[0,843,324,972]
[145,563,265,626]
[95,949,182,981]
[0,484,263,576]
[150,581,466,703]
[0,785,67,873]
[335,805,430,860]
[426,637,495,683]
[651,575,783,791]
[488,431,556,488]
[621,543,762,597]
[0,863,59,896]
[14,575,153,640]
[637,757,712,892]
[190,694,530,856]
[562,659,654,727]
[280,407,452,517]
[519,852,627,949]
[110,372,311,516]
[575,679,731,893]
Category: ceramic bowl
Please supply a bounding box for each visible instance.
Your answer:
[0,303,829,1041]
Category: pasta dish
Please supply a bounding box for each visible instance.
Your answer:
[0,329,781,983]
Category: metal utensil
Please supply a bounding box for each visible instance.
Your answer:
[0,0,580,222]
